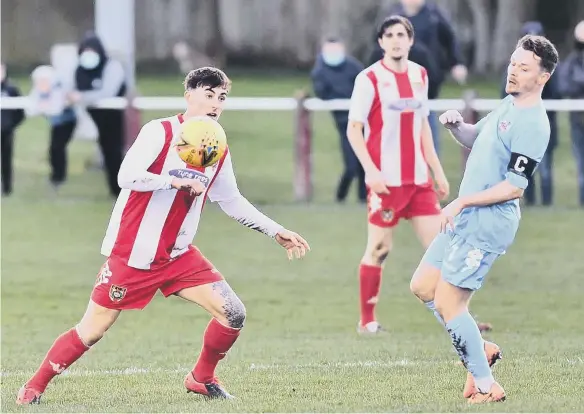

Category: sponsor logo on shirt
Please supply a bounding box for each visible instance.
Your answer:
[387,98,423,112]
[168,169,210,187]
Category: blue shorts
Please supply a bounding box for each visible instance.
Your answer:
[421,231,501,291]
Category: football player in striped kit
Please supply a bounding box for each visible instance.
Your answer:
[17,67,310,404]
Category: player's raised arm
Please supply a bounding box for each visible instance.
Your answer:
[347,72,389,194]
[439,110,482,150]
[207,152,310,259]
[117,120,176,192]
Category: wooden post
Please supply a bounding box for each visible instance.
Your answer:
[293,90,313,203]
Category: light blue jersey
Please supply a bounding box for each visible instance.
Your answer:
[421,95,550,290]
[455,95,550,254]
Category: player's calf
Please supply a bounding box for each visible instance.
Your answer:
[177,282,245,392]
[16,301,120,405]
[358,226,392,332]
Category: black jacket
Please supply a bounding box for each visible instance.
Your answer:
[310,55,364,123]
[75,32,126,97]
[370,2,464,97]
[1,79,25,133]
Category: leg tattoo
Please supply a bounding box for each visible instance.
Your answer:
[211,281,246,329]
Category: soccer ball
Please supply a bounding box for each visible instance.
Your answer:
[175,116,227,168]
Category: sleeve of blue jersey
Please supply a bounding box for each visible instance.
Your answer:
[506,169,529,189]
[505,118,550,190]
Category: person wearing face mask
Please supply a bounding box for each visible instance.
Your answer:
[310,37,366,203]
[558,21,584,207]
[1,62,25,196]
[69,32,127,197]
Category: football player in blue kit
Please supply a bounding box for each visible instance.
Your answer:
[409,34,559,403]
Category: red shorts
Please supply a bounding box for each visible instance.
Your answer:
[367,184,441,228]
[91,247,223,310]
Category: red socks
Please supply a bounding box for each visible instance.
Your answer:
[27,328,90,393]
[359,264,382,326]
[25,320,241,391]
[193,318,241,383]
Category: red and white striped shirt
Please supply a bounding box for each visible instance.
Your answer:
[101,114,283,270]
[348,60,431,187]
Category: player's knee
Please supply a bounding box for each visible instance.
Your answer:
[221,296,246,329]
[77,303,119,346]
[76,320,110,346]
[409,276,435,302]
[369,241,391,266]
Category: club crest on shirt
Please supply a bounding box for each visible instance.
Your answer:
[109,285,127,302]
[499,121,511,131]
[168,169,210,187]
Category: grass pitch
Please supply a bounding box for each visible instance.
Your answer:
[1,74,584,412]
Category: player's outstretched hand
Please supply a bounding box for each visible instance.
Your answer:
[171,178,206,196]
[439,110,464,130]
[275,229,311,260]
[440,198,464,233]
[365,168,390,195]
[435,172,450,200]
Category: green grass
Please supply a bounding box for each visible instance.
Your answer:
[2,75,584,412]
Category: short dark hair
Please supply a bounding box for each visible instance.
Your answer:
[516,35,559,74]
[377,15,414,39]
[183,67,231,92]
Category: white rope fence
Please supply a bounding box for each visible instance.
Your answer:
[3,96,584,112]
[3,95,582,202]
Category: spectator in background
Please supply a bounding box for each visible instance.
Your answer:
[369,0,468,155]
[558,20,584,207]
[501,22,559,206]
[1,62,25,196]
[27,65,77,192]
[68,32,127,197]
[311,37,366,203]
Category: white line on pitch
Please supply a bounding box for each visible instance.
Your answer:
[3,358,580,378]
[0,359,440,378]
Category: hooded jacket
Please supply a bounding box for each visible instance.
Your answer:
[75,32,127,106]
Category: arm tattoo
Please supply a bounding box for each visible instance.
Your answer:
[234,217,270,236]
